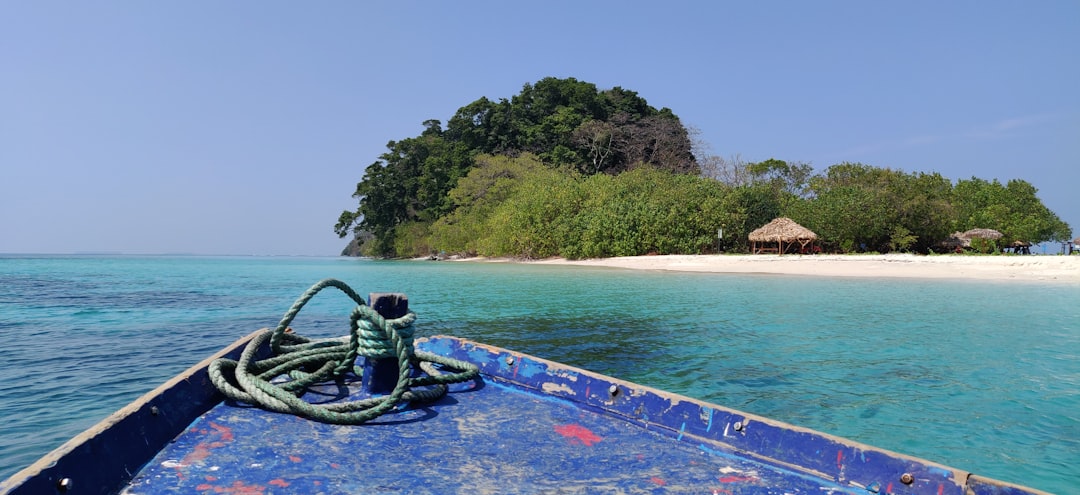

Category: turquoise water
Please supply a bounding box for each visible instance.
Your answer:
[0,255,1077,493]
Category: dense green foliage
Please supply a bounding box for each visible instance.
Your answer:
[336,77,697,256]
[951,177,1072,246]
[337,78,1071,258]
[787,163,956,253]
[427,155,732,259]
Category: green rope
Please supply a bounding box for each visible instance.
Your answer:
[209,279,479,424]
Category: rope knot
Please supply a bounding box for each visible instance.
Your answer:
[208,279,479,424]
[350,305,417,360]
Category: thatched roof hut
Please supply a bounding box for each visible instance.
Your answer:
[941,232,968,250]
[941,228,1005,250]
[939,228,1005,253]
[960,228,1003,240]
[748,217,817,254]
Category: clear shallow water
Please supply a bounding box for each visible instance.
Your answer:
[0,255,1077,493]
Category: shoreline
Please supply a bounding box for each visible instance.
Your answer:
[455,254,1080,283]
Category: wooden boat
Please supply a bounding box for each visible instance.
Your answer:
[0,281,1049,495]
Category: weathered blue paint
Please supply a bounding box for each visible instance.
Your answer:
[417,337,979,495]
[0,334,1051,495]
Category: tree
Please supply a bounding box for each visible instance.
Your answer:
[336,130,473,257]
[429,154,552,255]
[572,120,617,174]
[800,163,908,252]
[698,153,752,187]
[952,177,1071,245]
[338,77,699,256]
[746,158,814,198]
[614,113,698,174]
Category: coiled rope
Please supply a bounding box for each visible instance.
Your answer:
[209,279,479,424]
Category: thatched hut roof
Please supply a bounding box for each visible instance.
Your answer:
[941,233,968,248]
[1073,237,1080,245]
[748,217,817,242]
[960,228,1003,240]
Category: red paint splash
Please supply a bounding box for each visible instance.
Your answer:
[181,422,236,467]
[193,480,265,494]
[269,479,290,487]
[184,443,213,465]
[718,475,757,483]
[288,455,302,463]
[650,477,666,486]
[209,422,234,442]
[937,485,944,495]
[553,424,602,446]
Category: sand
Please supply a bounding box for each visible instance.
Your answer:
[463,254,1080,283]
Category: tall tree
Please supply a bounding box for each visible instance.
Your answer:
[746,158,814,198]
[801,163,910,252]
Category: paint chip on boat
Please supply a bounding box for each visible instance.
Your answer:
[541,382,573,395]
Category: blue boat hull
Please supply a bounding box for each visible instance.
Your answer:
[0,332,1049,495]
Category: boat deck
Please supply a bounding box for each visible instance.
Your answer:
[4,334,1039,495]
[127,374,845,494]
[120,337,968,495]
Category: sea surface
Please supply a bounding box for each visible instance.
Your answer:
[0,255,1077,493]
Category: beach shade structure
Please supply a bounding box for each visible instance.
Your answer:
[748,217,817,254]
[960,228,1003,241]
[946,228,1002,254]
[940,232,969,251]
[1009,240,1032,255]
[959,228,1003,252]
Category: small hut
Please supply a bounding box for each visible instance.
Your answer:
[939,228,1004,253]
[940,232,968,251]
[748,217,817,254]
[960,228,1003,242]
[962,228,1003,252]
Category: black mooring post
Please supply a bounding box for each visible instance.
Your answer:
[362,292,409,395]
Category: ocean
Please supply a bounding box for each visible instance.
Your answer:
[0,255,1077,493]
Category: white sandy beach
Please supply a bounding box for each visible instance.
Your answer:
[470,254,1080,283]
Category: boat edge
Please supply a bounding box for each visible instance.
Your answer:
[416,335,1054,495]
[0,332,1053,495]
[0,330,265,495]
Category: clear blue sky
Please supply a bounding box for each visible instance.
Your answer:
[2,2,1077,255]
